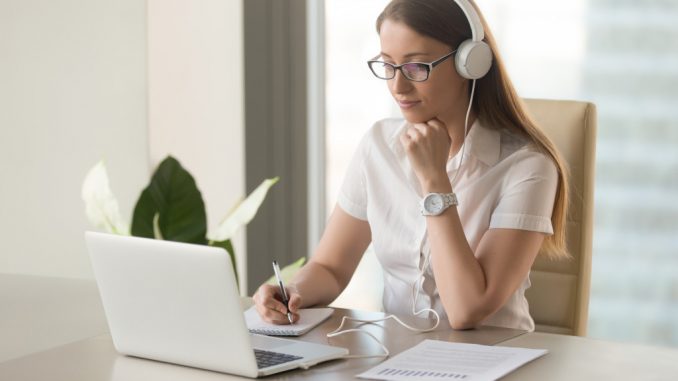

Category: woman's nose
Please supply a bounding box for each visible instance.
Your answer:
[390,69,413,94]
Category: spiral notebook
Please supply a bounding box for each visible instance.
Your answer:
[244,306,334,336]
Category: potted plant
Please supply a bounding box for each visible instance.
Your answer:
[82,156,304,285]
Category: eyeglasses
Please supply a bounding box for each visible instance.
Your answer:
[367,50,457,82]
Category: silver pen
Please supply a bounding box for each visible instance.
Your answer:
[272,260,294,324]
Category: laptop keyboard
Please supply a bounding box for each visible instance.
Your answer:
[254,349,303,369]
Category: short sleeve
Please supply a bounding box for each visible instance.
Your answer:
[336,129,372,221]
[489,150,559,235]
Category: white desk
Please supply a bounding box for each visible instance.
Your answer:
[3,316,678,380]
[0,273,108,362]
[3,273,678,380]
[500,332,678,381]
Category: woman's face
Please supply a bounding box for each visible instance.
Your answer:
[378,19,468,124]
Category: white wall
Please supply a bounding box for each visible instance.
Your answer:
[0,0,149,279]
[0,0,246,282]
[147,0,246,290]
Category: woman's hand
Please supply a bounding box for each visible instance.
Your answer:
[252,283,302,324]
[400,118,452,192]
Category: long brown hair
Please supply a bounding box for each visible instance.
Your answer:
[377,0,570,259]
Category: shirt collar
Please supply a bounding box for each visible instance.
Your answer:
[464,119,501,167]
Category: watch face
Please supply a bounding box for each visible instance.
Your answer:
[424,194,444,214]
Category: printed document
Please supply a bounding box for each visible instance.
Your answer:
[357,339,546,380]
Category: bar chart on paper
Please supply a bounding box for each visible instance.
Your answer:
[357,340,547,381]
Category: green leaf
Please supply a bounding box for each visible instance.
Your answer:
[207,177,279,242]
[81,161,130,235]
[131,156,207,244]
[266,257,306,285]
[209,239,238,287]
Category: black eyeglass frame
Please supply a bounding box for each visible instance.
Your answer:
[367,50,457,82]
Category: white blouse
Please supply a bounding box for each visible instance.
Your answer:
[337,118,559,331]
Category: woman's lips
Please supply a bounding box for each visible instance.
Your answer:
[397,100,421,109]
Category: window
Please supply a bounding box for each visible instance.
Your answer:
[325,0,678,347]
[325,0,395,214]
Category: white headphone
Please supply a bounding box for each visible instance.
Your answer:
[453,0,493,80]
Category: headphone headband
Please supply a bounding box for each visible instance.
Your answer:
[454,0,485,42]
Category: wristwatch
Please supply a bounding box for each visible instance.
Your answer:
[420,192,458,216]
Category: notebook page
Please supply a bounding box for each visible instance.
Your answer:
[244,306,334,336]
[357,339,547,381]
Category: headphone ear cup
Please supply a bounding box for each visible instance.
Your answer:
[455,39,493,80]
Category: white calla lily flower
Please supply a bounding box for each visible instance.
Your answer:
[81,161,130,235]
[208,177,279,242]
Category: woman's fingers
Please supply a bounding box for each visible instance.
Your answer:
[253,284,302,324]
[406,125,420,140]
[254,284,290,323]
[407,121,447,143]
[288,292,302,313]
[257,305,294,324]
[426,118,446,131]
[412,123,429,135]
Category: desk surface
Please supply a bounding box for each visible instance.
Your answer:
[4,274,678,380]
[500,332,678,381]
[0,307,525,381]
[4,308,678,381]
[0,273,108,362]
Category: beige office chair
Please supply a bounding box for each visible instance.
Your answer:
[522,99,597,336]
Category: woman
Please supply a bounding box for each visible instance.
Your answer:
[254,0,569,331]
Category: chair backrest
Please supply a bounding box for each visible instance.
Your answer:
[522,98,597,336]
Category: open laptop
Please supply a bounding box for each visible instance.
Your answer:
[85,231,348,378]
